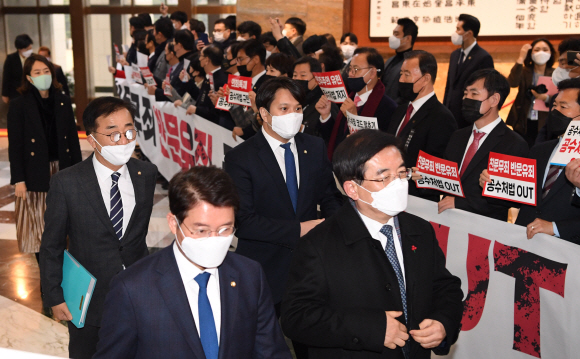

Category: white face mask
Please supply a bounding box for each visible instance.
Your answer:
[341,44,357,60]
[236,36,246,42]
[21,49,33,58]
[91,135,136,166]
[213,31,225,43]
[265,111,303,139]
[532,51,551,66]
[451,32,463,46]
[356,178,408,216]
[266,50,272,59]
[552,66,571,86]
[282,29,288,37]
[175,217,233,268]
[388,35,401,50]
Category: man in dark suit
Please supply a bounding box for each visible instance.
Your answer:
[566,158,580,207]
[438,69,528,221]
[317,47,397,160]
[2,34,33,104]
[224,77,343,358]
[443,14,494,129]
[388,50,457,202]
[94,167,291,359]
[40,97,157,359]
[381,18,418,103]
[147,42,183,102]
[283,17,306,56]
[213,19,235,52]
[281,129,463,358]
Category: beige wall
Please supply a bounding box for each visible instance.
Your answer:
[236,0,345,46]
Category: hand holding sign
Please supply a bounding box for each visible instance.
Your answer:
[565,158,580,188]
[341,98,358,118]
[551,121,580,166]
[313,71,348,103]
[315,95,331,119]
[346,112,378,134]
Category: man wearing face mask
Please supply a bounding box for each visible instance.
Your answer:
[438,69,528,221]
[479,78,580,243]
[281,129,463,359]
[443,14,494,129]
[340,32,358,66]
[381,18,418,103]
[2,34,34,104]
[40,97,157,359]
[94,166,292,359]
[224,78,343,358]
[317,47,397,160]
[148,42,182,102]
[388,51,457,202]
[213,19,234,51]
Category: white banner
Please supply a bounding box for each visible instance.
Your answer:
[115,79,242,181]
[405,196,578,359]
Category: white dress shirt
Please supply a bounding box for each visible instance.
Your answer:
[252,70,267,87]
[92,155,135,238]
[460,117,503,171]
[357,210,406,284]
[173,243,222,344]
[320,88,374,123]
[262,127,300,187]
[395,91,436,134]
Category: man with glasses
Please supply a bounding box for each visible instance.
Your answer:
[94,166,292,359]
[316,47,397,160]
[40,97,158,359]
[281,129,463,359]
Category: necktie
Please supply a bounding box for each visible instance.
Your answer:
[354,95,362,107]
[396,103,414,136]
[458,49,465,66]
[281,143,298,213]
[110,172,123,240]
[194,272,219,359]
[459,131,486,178]
[542,165,562,199]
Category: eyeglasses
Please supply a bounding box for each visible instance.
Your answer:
[181,222,236,239]
[363,168,413,187]
[93,129,136,143]
[235,56,250,64]
[347,66,373,76]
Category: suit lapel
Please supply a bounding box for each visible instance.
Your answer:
[399,96,437,138]
[454,45,480,85]
[461,122,506,179]
[449,128,472,165]
[217,257,239,359]
[123,159,146,239]
[541,141,568,203]
[295,134,311,216]
[388,103,408,135]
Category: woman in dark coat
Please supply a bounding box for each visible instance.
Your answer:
[506,38,556,148]
[8,54,82,256]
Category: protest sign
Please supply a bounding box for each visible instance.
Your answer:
[416,150,464,197]
[226,74,252,107]
[313,71,348,103]
[346,111,378,133]
[483,152,537,206]
[550,121,580,166]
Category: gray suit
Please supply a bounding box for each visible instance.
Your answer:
[153,48,169,80]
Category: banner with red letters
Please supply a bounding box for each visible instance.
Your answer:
[226,74,252,107]
[483,152,537,206]
[313,71,348,103]
[405,196,577,359]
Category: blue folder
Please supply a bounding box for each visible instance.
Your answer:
[61,250,96,328]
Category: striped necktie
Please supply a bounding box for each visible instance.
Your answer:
[542,165,562,199]
[110,172,123,240]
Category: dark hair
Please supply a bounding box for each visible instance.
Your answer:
[265,53,294,76]
[215,19,234,31]
[129,16,145,31]
[189,52,206,78]
[169,166,240,223]
[174,29,195,51]
[260,31,277,47]
[238,21,262,40]
[15,34,33,50]
[166,42,176,57]
[83,97,136,136]
[202,45,224,67]
[340,32,358,44]
[465,68,510,108]
[319,45,344,72]
[458,14,481,38]
[404,50,437,84]
[138,13,153,27]
[524,38,556,69]
[17,54,62,94]
[353,47,384,75]
[256,77,305,112]
[169,11,188,26]
[302,35,328,56]
[239,39,266,65]
[38,46,51,57]
[285,17,306,36]
[333,130,404,185]
[189,19,206,34]
[293,56,322,74]
[558,37,580,55]
[397,18,419,45]
[557,78,580,106]
[225,15,237,32]
[155,17,174,40]
[322,33,337,47]
[146,30,157,47]
[229,41,242,58]
[133,30,149,55]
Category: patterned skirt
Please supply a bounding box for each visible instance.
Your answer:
[15,161,59,253]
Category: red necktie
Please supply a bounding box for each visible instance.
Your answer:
[459,130,486,178]
[354,95,362,107]
[542,165,562,199]
[396,103,414,136]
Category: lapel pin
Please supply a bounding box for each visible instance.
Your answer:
[304,150,307,154]
[231,281,236,287]
[468,56,472,60]
[138,171,141,175]
[411,245,417,253]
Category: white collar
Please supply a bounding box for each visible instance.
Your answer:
[463,40,477,57]
[473,116,502,134]
[205,67,221,79]
[410,91,435,110]
[92,153,128,181]
[252,70,267,86]
[355,88,373,105]
[173,242,218,283]
[357,209,394,241]
[262,126,295,153]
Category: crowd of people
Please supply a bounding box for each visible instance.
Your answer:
[3,4,580,359]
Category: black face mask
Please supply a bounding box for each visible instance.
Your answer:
[461,97,490,124]
[546,109,577,139]
[347,76,367,93]
[237,64,252,77]
[398,76,424,102]
[294,79,310,94]
[222,58,233,71]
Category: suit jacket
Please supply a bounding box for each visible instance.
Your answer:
[194,68,229,125]
[40,155,157,327]
[2,52,23,99]
[515,140,580,243]
[224,131,344,303]
[444,120,529,221]
[8,88,82,192]
[302,86,338,138]
[443,44,494,128]
[54,64,70,97]
[154,62,184,102]
[293,36,305,56]
[152,41,169,80]
[388,95,457,201]
[381,49,412,103]
[94,246,292,359]
[280,203,464,359]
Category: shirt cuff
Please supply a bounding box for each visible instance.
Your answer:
[319,114,332,123]
[576,187,580,197]
[553,222,560,238]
